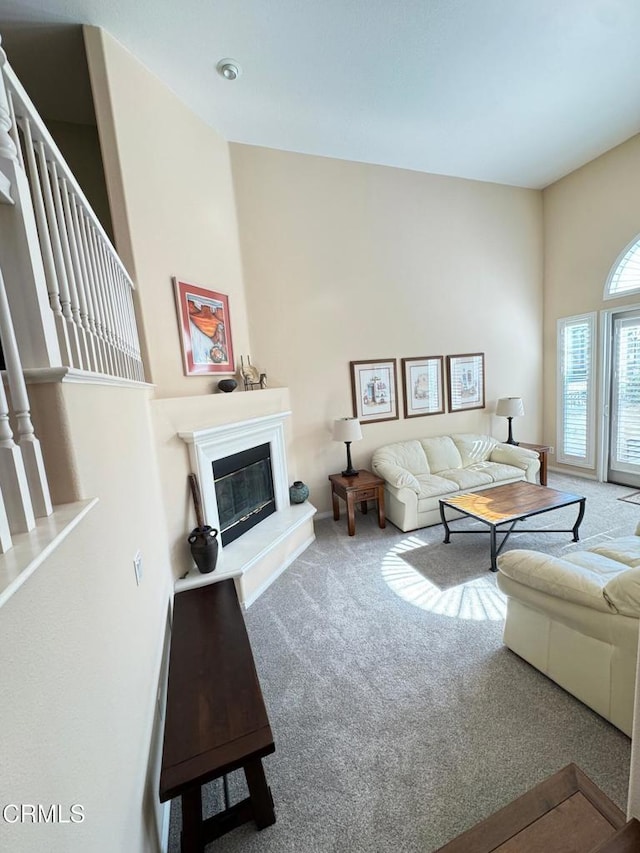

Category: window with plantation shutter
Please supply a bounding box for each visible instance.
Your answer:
[557,313,596,467]
[605,236,640,299]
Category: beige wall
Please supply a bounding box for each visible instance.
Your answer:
[84,27,251,397]
[542,133,640,818]
[230,145,544,512]
[0,383,172,853]
[543,133,640,475]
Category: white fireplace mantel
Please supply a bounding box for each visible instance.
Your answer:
[176,410,316,606]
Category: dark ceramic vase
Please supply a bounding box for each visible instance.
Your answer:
[188,525,219,573]
[217,378,238,393]
[289,481,309,504]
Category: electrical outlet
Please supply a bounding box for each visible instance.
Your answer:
[133,551,143,585]
[549,446,554,455]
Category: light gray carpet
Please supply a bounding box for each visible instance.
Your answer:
[168,473,635,852]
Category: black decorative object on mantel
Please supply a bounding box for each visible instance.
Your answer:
[289,481,309,504]
[187,473,219,574]
[217,378,238,393]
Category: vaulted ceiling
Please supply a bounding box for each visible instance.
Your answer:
[0,0,639,188]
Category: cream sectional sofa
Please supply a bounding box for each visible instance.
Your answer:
[497,532,640,736]
[371,433,540,532]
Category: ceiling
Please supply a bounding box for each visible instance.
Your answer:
[0,0,639,189]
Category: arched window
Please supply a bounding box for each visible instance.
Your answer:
[605,235,640,299]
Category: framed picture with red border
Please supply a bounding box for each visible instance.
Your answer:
[173,278,235,375]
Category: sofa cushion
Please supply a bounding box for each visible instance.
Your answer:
[420,436,462,473]
[604,568,640,617]
[414,473,459,499]
[563,550,633,578]
[437,467,493,489]
[371,440,427,493]
[497,549,616,613]
[587,536,640,568]
[483,462,527,483]
[451,434,498,467]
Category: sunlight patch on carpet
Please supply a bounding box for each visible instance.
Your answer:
[380,536,506,621]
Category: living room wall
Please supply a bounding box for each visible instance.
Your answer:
[0,384,172,853]
[84,26,251,399]
[229,144,544,512]
[543,132,640,477]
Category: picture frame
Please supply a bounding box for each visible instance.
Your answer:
[401,356,445,418]
[350,359,399,424]
[173,278,235,375]
[446,353,485,412]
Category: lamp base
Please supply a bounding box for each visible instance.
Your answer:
[342,441,358,478]
[505,416,519,445]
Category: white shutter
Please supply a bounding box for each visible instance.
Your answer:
[605,236,640,299]
[557,313,596,467]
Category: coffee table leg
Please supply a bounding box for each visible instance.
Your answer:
[572,498,586,541]
[490,526,498,572]
[439,501,450,543]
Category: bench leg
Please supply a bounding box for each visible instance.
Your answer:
[181,787,204,853]
[244,758,276,829]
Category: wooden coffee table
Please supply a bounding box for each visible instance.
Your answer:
[439,481,586,572]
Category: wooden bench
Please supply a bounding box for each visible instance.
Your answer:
[159,579,276,852]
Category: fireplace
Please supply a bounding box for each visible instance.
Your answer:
[177,408,316,607]
[214,442,275,546]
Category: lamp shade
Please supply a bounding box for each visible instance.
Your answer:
[333,417,363,443]
[496,397,524,418]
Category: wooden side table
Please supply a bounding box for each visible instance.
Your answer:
[328,470,386,536]
[519,442,550,486]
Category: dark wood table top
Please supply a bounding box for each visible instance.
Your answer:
[328,470,383,490]
[439,481,584,525]
[159,580,274,802]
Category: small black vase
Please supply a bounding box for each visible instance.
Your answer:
[188,525,219,574]
[217,378,238,393]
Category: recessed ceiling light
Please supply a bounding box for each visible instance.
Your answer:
[216,59,241,81]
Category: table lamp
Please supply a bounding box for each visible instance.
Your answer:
[333,417,362,477]
[496,397,524,445]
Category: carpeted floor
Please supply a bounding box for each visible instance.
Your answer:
[168,473,635,852]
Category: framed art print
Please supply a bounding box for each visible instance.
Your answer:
[401,356,445,418]
[350,359,399,424]
[174,278,235,375]
[446,353,485,412]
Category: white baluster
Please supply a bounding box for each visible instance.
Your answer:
[21,118,72,365]
[73,198,105,373]
[6,89,23,170]
[0,484,13,554]
[49,160,88,369]
[100,244,128,377]
[0,39,17,164]
[87,223,116,375]
[36,141,82,368]
[78,206,112,374]
[125,283,145,381]
[0,265,52,518]
[62,181,99,372]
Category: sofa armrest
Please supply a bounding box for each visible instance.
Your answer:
[497,549,616,613]
[371,459,420,494]
[489,443,540,483]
